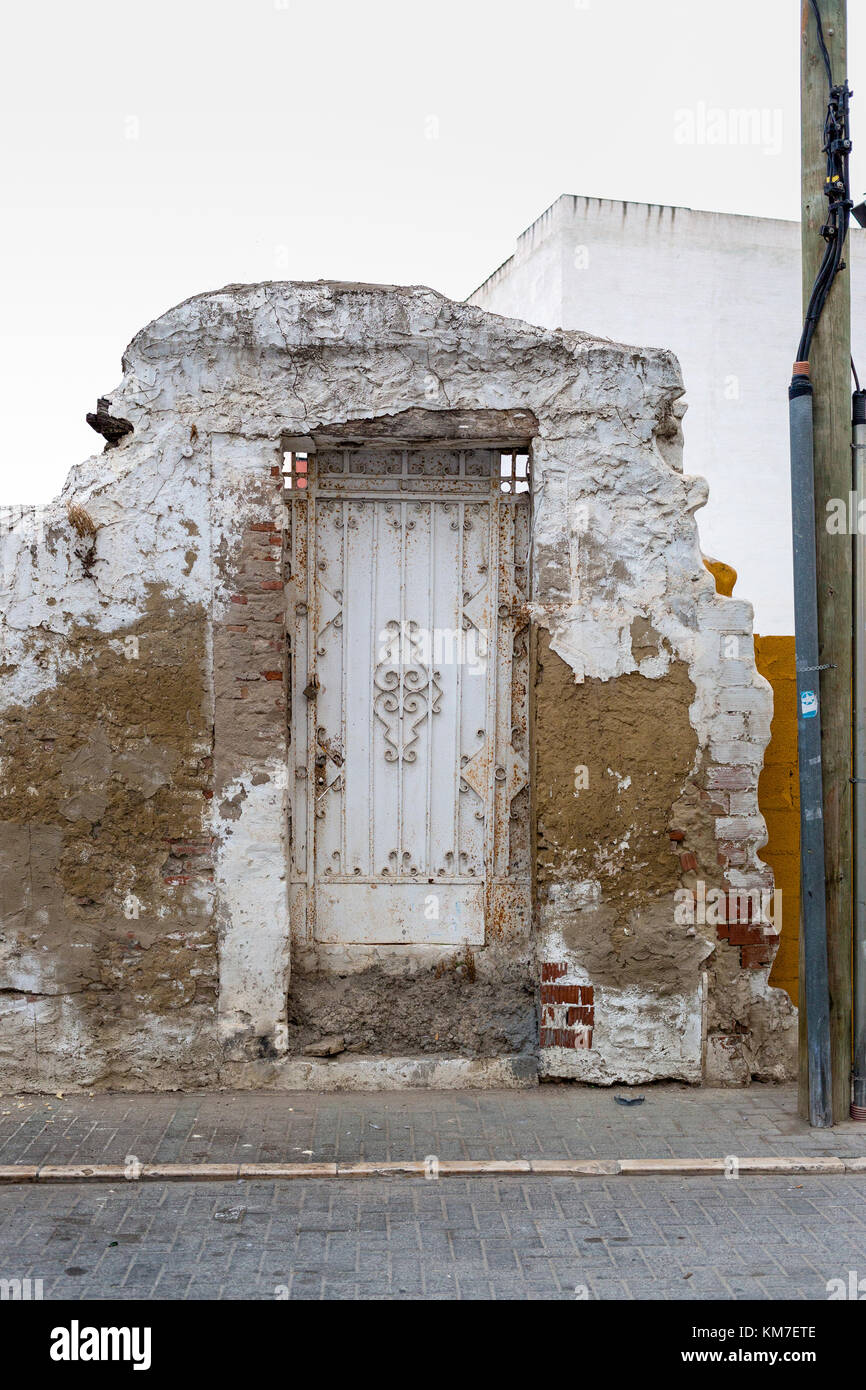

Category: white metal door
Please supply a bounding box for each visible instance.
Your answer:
[288,447,530,947]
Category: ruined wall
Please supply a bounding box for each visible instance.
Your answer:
[0,433,218,1088]
[528,368,795,1085]
[0,280,794,1090]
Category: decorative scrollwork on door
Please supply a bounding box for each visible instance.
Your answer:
[373,620,442,763]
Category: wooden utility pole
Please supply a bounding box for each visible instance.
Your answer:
[799,0,852,1123]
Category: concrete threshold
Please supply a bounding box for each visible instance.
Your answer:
[0,1156,858,1184]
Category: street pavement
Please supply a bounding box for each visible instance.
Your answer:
[1,1083,865,1300]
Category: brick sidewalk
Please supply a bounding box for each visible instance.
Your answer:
[2,1084,866,1300]
[2,1175,865,1300]
[1,1083,864,1169]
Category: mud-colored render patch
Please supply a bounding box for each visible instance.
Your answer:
[536,633,697,900]
[0,279,794,1090]
[532,632,705,1083]
[0,588,217,1087]
[286,960,536,1058]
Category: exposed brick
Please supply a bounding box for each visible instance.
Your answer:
[716,815,766,840]
[566,1006,593,1027]
[248,522,275,532]
[741,944,774,968]
[728,921,764,946]
[540,961,567,982]
[717,841,747,866]
[251,551,280,564]
[259,581,282,591]
[668,830,685,842]
[679,852,698,872]
[706,765,752,791]
[726,891,758,923]
[261,670,283,681]
[230,595,248,605]
[540,983,593,1005]
[540,1028,576,1049]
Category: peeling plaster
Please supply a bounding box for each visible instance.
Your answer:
[0,280,791,1089]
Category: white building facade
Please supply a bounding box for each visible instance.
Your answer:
[469,195,866,636]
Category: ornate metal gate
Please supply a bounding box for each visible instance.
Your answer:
[287,445,530,946]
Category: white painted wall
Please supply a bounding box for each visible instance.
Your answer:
[469,195,866,635]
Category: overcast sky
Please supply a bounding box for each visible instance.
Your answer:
[2,0,863,503]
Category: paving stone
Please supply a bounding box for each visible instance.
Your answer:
[1,1085,866,1299]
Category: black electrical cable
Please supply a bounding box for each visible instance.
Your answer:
[810,0,834,83]
[796,0,853,365]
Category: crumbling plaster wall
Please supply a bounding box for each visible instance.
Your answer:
[0,280,794,1090]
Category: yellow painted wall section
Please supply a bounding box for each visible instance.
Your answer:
[754,635,799,1005]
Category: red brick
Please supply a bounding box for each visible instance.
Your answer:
[566,1006,594,1027]
[679,852,698,872]
[540,1028,576,1049]
[259,581,282,591]
[741,944,774,968]
[261,670,283,681]
[541,961,567,982]
[540,984,593,1005]
[726,892,757,923]
[668,830,685,842]
[270,466,282,478]
[230,595,248,605]
[248,522,275,532]
[728,921,764,946]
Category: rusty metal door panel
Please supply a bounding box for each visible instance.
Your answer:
[288,447,529,948]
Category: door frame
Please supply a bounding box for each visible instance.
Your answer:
[284,410,535,965]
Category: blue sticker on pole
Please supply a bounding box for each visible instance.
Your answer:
[801,690,818,719]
